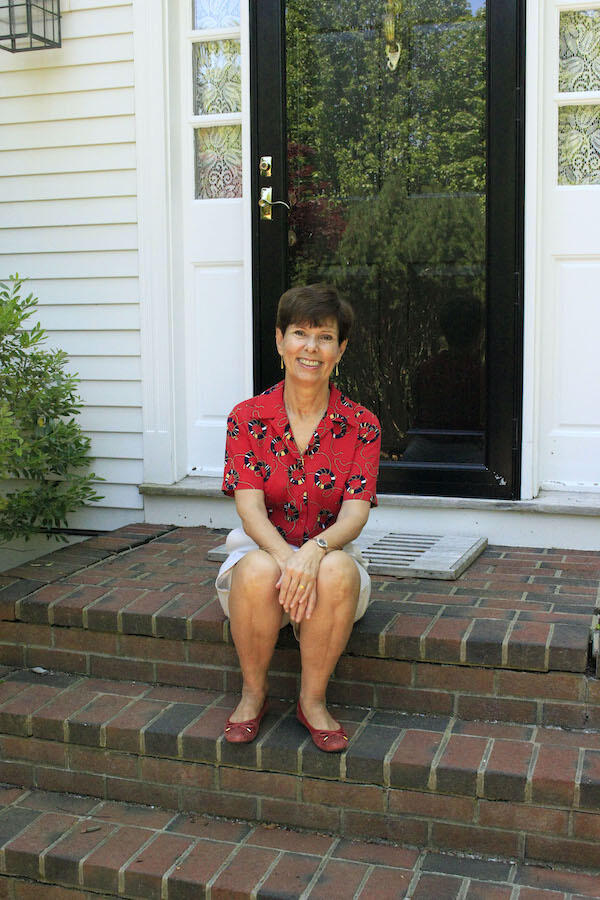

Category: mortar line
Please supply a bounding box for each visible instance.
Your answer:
[404,848,427,899]
[459,618,477,663]
[524,742,540,804]
[501,615,519,667]
[383,727,408,788]
[476,737,494,799]
[574,745,585,810]
[205,823,260,899]
[118,827,168,896]
[544,622,555,671]
[76,819,120,887]
[38,817,87,881]
[160,837,204,900]
[139,701,178,756]
[419,606,445,660]
[427,717,455,792]
[353,863,375,898]
[99,695,144,748]
[456,878,471,900]
[250,849,285,899]
[299,835,341,899]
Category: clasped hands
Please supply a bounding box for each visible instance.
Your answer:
[275,540,325,624]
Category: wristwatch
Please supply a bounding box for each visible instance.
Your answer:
[312,536,328,552]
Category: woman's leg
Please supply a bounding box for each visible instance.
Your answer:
[227,549,284,722]
[298,551,360,731]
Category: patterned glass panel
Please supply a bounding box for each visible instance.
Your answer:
[193,0,240,30]
[558,105,600,184]
[193,40,241,114]
[559,9,600,92]
[195,125,242,198]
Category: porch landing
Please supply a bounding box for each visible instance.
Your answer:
[0,524,600,896]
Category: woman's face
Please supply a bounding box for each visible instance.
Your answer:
[276,318,347,386]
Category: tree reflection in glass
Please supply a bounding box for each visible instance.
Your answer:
[285,0,487,465]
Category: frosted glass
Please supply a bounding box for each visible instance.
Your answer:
[193,0,240,30]
[195,126,242,198]
[193,40,241,114]
[558,104,600,185]
[559,10,600,92]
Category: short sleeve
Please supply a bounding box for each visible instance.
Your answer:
[222,406,268,496]
[343,411,381,507]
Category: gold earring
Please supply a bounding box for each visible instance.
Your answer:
[280,356,284,370]
[335,362,339,377]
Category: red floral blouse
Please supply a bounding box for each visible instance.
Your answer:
[222,381,381,546]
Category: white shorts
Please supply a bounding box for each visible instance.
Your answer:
[215,527,372,634]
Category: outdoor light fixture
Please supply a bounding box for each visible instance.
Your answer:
[0,0,61,53]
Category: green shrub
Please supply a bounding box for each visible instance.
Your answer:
[0,276,103,542]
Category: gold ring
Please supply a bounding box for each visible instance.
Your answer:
[299,584,306,590]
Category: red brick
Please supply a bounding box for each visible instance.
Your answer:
[356,866,413,899]
[68,745,137,779]
[52,628,118,655]
[25,648,86,675]
[105,778,178,810]
[85,590,144,631]
[483,739,534,801]
[424,617,471,663]
[122,833,193,900]
[466,885,512,900]
[209,845,278,898]
[517,889,567,900]
[516,863,600,897]
[572,810,600,840]
[334,656,411,685]
[17,791,95,816]
[31,686,97,742]
[1,622,52,647]
[189,598,226,642]
[342,810,428,845]
[91,800,174,830]
[219,767,296,799]
[384,614,433,657]
[67,694,133,746]
[497,670,583,702]
[186,642,238,667]
[477,799,569,836]
[308,858,369,899]
[541,702,590,729]
[333,837,419,869]
[506,621,551,669]
[44,820,116,886]
[120,592,173,634]
[1,735,67,768]
[457,695,537,725]
[139,756,213,789]
[89,655,154,683]
[170,813,250,842]
[51,587,110,627]
[248,825,333,855]
[12,883,89,900]
[435,734,488,795]
[180,787,257,821]
[389,730,442,790]
[104,699,167,753]
[302,778,383,812]
[415,663,494,694]
[579,749,600,809]
[261,798,340,833]
[531,745,578,806]
[0,685,59,735]
[431,822,520,858]
[166,839,235,900]
[0,682,29,705]
[155,662,224,692]
[180,706,230,762]
[375,685,453,716]
[3,813,75,880]
[82,825,154,895]
[259,851,322,897]
[525,835,600,871]
[412,872,463,899]
[35,769,104,799]
[388,788,475,823]
[0,760,34,788]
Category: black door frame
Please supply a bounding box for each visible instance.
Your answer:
[250,0,525,500]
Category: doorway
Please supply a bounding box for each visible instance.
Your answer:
[251,0,524,498]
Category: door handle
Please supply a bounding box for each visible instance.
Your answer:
[259,187,291,220]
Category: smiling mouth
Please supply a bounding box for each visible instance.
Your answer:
[298,358,321,368]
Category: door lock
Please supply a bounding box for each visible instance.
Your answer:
[259,187,291,221]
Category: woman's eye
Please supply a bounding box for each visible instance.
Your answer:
[320,334,334,342]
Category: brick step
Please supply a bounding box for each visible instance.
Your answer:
[1,669,600,870]
[2,788,600,900]
[1,527,598,729]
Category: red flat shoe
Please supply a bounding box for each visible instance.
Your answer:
[224,700,269,743]
[296,701,349,753]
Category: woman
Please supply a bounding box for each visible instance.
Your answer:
[216,284,381,752]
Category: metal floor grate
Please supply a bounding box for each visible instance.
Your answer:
[355,531,487,580]
[208,531,487,580]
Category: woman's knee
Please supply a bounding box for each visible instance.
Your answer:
[317,551,360,600]
[232,549,280,593]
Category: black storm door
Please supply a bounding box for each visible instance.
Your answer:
[250,0,524,499]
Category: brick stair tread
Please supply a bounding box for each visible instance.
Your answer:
[2,528,596,675]
[2,787,600,899]
[2,668,600,812]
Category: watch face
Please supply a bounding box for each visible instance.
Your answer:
[315,537,327,549]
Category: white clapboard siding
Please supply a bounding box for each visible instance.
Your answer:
[0,171,137,203]
[88,432,143,459]
[65,357,141,381]
[0,199,137,229]
[77,407,143,433]
[0,0,143,533]
[1,60,134,98]
[2,88,134,126]
[78,380,142,407]
[43,331,140,356]
[34,303,140,330]
[0,116,136,151]
[0,35,134,72]
[0,251,137,279]
[91,458,143,484]
[0,145,137,178]
[1,225,138,254]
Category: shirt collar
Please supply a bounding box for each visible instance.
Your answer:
[256,380,357,429]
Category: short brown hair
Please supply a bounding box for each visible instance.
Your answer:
[276,283,355,344]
